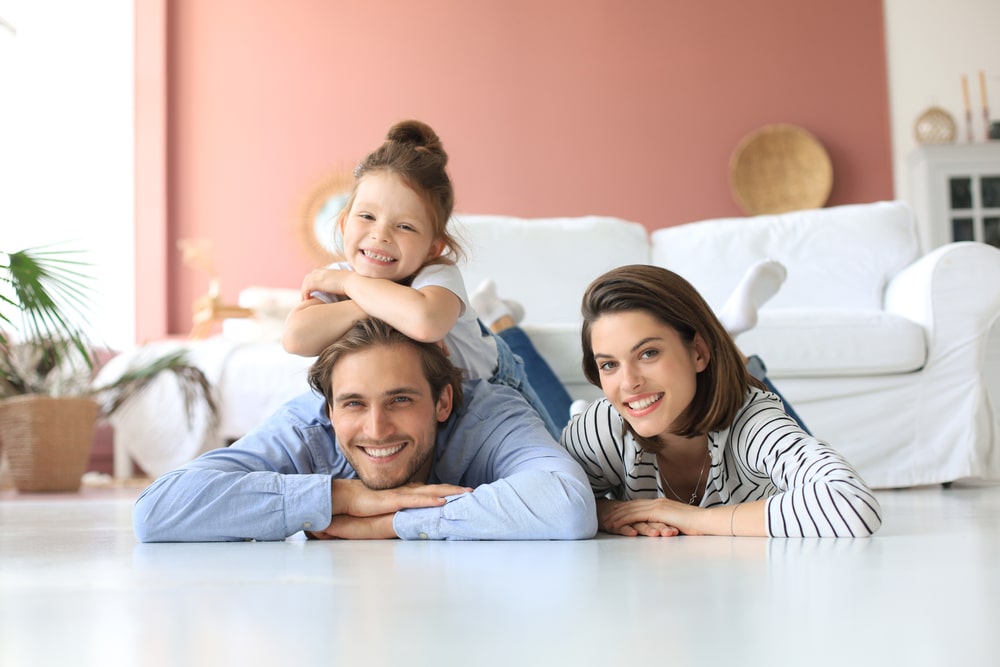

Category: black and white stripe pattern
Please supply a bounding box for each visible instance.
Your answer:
[560,387,882,537]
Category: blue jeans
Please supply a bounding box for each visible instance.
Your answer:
[745,354,811,434]
[486,324,569,440]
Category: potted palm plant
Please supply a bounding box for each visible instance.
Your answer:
[1,245,216,492]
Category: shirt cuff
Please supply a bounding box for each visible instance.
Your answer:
[281,474,334,536]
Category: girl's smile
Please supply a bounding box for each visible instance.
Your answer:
[341,172,442,282]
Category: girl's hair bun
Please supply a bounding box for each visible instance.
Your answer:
[386,120,445,162]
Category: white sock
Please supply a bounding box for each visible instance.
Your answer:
[470,279,524,326]
[717,259,787,336]
[570,399,590,418]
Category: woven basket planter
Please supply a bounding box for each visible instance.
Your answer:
[0,395,99,492]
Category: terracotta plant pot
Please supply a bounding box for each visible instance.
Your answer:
[0,395,99,492]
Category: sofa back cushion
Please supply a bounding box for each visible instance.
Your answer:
[649,201,922,311]
[452,214,651,325]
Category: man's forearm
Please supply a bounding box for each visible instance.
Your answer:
[133,468,333,542]
[392,470,597,540]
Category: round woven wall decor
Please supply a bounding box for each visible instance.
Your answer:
[729,124,834,216]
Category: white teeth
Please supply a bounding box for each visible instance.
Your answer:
[627,394,662,411]
[363,249,395,263]
[365,444,404,458]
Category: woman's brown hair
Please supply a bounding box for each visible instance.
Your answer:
[580,264,764,447]
[338,120,463,265]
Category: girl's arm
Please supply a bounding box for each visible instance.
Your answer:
[283,297,367,357]
[336,271,462,343]
[282,265,463,357]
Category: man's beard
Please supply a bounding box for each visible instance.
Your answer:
[348,437,435,490]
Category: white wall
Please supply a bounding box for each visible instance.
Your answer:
[0,1,134,350]
[884,0,1000,207]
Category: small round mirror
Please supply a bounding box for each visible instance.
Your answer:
[297,169,354,265]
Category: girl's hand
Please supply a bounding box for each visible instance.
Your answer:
[597,499,680,537]
[300,268,353,301]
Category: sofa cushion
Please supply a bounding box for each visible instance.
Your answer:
[649,201,922,312]
[452,214,650,326]
[737,309,927,377]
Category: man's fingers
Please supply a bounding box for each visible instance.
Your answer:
[322,514,397,540]
[403,482,472,496]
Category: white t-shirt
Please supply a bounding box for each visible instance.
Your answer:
[313,261,498,380]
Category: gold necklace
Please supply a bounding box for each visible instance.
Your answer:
[658,449,710,505]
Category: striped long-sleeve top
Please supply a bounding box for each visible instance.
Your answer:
[560,387,882,537]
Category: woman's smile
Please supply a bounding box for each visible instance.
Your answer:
[625,392,663,414]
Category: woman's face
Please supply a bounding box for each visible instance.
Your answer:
[340,172,442,281]
[589,310,709,439]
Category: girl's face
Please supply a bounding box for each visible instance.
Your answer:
[589,310,709,440]
[340,171,443,281]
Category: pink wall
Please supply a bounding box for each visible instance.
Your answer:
[136,0,892,341]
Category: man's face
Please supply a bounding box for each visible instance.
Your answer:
[329,343,453,490]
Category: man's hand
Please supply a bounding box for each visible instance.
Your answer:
[320,480,471,539]
[308,513,398,540]
[332,479,471,517]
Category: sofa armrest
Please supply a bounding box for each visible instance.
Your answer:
[884,241,1000,368]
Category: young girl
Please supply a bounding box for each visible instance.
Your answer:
[559,264,882,538]
[282,120,562,437]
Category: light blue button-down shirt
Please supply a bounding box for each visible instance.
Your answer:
[133,380,597,542]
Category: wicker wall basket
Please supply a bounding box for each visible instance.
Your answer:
[0,395,99,492]
[729,124,834,216]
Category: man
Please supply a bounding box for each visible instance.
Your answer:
[133,318,597,541]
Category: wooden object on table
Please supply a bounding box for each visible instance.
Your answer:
[189,278,255,339]
[178,238,255,339]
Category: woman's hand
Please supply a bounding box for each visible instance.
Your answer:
[603,499,764,537]
[597,499,680,537]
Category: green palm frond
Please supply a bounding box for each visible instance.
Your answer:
[95,350,219,426]
[2,245,218,431]
[1,246,95,369]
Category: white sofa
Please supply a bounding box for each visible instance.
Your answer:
[453,201,1000,489]
[105,200,1000,489]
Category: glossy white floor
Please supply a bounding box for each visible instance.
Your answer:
[1,481,998,667]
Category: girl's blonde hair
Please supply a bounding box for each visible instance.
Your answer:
[338,120,463,265]
[580,264,765,446]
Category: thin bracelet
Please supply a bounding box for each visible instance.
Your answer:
[730,504,739,536]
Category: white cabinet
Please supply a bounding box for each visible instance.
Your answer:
[908,143,1000,251]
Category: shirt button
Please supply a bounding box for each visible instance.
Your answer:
[303,522,312,529]
[418,532,429,540]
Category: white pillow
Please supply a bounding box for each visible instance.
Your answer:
[452,214,651,325]
[650,201,921,311]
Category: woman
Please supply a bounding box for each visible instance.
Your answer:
[560,264,882,538]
